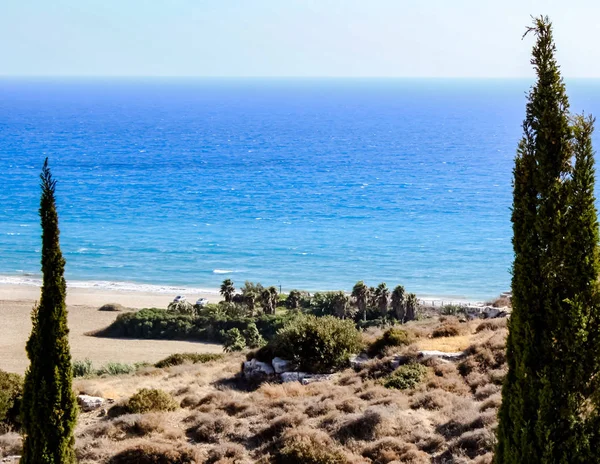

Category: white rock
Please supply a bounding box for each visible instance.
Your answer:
[77,394,105,412]
[418,350,466,360]
[272,357,292,374]
[301,374,332,385]
[349,354,370,368]
[243,358,275,380]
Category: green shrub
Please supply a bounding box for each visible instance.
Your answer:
[368,328,413,357]
[95,308,291,345]
[126,389,178,414]
[0,370,23,429]
[440,304,465,316]
[155,353,224,368]
[96,362,137,376]
[244,322,266,348]
[167,300,195,315]
[73,359,94,377]
[383,363,428,390]
[271,315,363,373]
[222,328,246,352]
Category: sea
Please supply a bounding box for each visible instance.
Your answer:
[1,78,599,301]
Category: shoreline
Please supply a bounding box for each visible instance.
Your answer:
[0,276,489,308]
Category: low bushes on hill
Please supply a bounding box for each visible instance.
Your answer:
[0,370,22,432]
[126,389,178,414]
[95,307,292,345]
[368,327,413,357]
[270,315,363,373]
[432,322,465,338]
[383,363,428,390]
[154,353,224,368]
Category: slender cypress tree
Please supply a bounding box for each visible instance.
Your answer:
[21,159,77,464]
[496,17,600,463]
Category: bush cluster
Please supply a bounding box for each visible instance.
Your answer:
[72,359,143,377]
[383,363,428,390]
[154,353,223,368]
[368,327,413,357]
[126,389,178,414]
[270,315,363,373]
[0,370,22,431]
[97,308,290,345]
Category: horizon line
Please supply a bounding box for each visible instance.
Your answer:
[1,75,599,80]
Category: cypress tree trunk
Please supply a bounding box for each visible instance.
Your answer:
[21,159,77,464]
[496,17,600,464]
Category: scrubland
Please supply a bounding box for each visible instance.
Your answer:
[0,316,507,463]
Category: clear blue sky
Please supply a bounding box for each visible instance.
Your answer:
[1,0,599,77]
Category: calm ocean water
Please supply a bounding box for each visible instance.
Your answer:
[1,78,599,300]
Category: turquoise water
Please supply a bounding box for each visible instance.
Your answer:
[2,78,599,300]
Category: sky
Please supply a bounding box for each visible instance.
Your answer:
[1,0,599,78]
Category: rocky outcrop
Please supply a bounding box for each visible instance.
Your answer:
[272,357,291,374]
[77,394,105,412]
[242,357,335,384]
[242,359,275,381]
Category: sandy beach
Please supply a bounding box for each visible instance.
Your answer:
[0,284,223,374]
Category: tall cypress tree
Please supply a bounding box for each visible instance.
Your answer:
[21,159,77,464]
[496,17,600,463]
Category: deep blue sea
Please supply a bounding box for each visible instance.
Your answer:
[2,78,600,300]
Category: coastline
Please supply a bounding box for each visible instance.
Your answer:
[0,275,488,308]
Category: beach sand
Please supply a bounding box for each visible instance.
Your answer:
[0,284,223,374]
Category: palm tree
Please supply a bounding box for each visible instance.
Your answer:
[267,286,278,314]
[352,281,370,321]
[391,285,406,322]
[332,291,351,319]
[375,282,390,316]
[220,279,235,303]
[286,289,302,310]
[405,293,419,322]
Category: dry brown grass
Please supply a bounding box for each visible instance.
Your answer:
[4,316,508,463]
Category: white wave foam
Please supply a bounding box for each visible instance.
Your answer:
[0,275,219,295]
[212,269,241,274]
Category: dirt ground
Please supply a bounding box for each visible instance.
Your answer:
[0,288,222,374]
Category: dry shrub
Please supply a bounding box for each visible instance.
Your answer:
[490,296,511,308]
[358,385,391,402]
[479,392,502,412]
[452,428,495,458]
[0,432,22,457]
[274,427,349,464]
[258,382,305,399]
[475,319,507,333]
[99,303,125,312]
[305,400,336,418]
[337,371,362,387]
[126,389,178,414]
[410,390,454,411]
[336,407,394,443]
[357,358,395,380]
[221,400,254,417]
[256,413,306,442]
[113,413,167,437]
[206,442,248,464]
[474,383,501,401]
[488,368,507,385]
[180,395,202,409]
[458,334,506,377]
[187,412,233,443]
[362,437,429,464]
[335,397,363,413]
[108,442,200,464]
[432,322,465,338]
